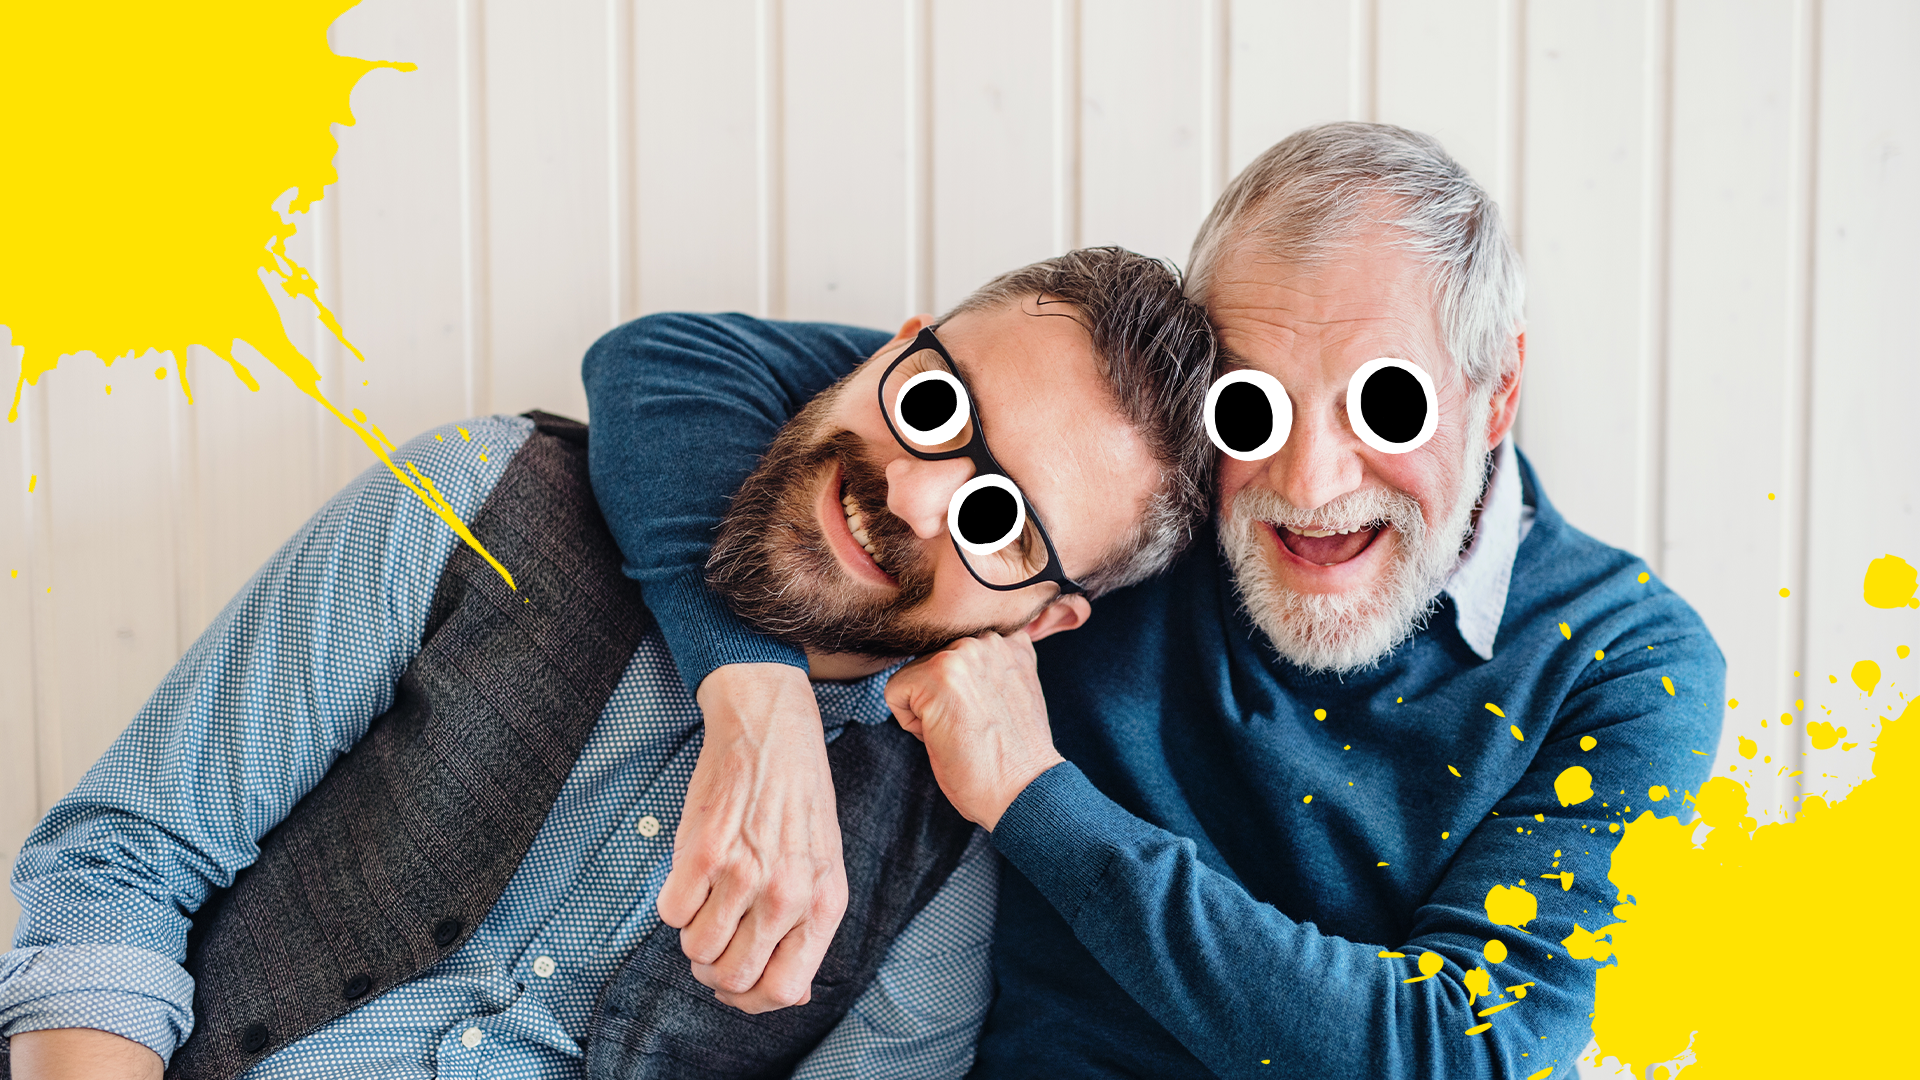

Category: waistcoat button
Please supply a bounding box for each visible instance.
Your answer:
[343,973,373,1000]
[433,918,464,946]
[240,1023,270,1054]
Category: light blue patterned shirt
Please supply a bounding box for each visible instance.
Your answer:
[0,415,997,1079]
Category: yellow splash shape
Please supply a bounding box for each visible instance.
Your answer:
[1591,697,1918,1075]
[1580,735,1597,751]
[1484,883,1537,928]
[1736,736,1756,760]
[1509,724,1525,742]
[1852,660,1881,695]
[1648,785,1668,802]
[1554,765,1594,806]
[1863,555,1917,608]
[1486,703,1506,717]
[1,2,512,588]
[1403,950,1444,983]
[1806,721,1847,751]
[1464,966,1491,1004]
[1661,676,1675,696]
[1561,924,1614,962]
[1483,938,1508,964]
[1559,621,1572,639]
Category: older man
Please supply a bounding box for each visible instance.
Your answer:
[1,248,1216,1079]
[586,124,1722,1078]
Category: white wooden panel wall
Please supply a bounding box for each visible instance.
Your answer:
[5,0,1917,985]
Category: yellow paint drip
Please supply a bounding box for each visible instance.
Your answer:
[1483,883,1537,928]
[1637,571,1650,583]
[1448,765,1461,777]
[1899,645,1910,659]
[1736,736,1756,760]
[1486,703,1505,717]
[1863,554,1917,608]
[1661,676,1674,696]
[1554,766,1594,806]
[1559,621,1571,639]
[1595,649,1606,661]
[1464,966,1491,1004]
[1484,938,1508,964]
[0,6,513,588]
[1464,1022,1492,1036]
[1510,725,1525,742]
[1580,735,1597,751]
[1402,950,1444,984]
[1852,660,1881,695]
[1313,708,1326,720]
[1648,785,1668,802]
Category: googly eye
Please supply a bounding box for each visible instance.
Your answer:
[892,369,970,447]
[1346,358,1438,454]
[948,474,1026,555]
[1204,369,1292,461]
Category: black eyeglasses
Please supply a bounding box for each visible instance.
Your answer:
[877,326,1085,596]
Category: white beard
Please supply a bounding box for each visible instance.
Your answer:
[1218,422,1489,674]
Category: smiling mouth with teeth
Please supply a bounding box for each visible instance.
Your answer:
[1274,521,1387,566]
[841,491,880,558]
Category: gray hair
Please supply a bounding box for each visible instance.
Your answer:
[942,247,1217,597]
[1185,122,1525,391]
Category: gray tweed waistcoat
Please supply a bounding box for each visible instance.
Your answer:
[159,413,976,1080]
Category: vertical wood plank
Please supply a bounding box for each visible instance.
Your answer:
[929,0,1058,310]
[326,0,481,445]
[1,336,41,936]
[633,1,761,316]
[1518,0,1667,561]
[41,360,181,798]
[1225,0,1372,176]
[781,0,909,327]
[1802,0,1920,797]
[1080,0,1209,267]
[480,0,609,419]
[1375,0,1518,212]
[1662,0,1804,819]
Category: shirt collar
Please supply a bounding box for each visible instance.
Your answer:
[810,659,907,731]
[1443,438,1533,661]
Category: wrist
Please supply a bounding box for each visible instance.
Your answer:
[696,663,820,738]
[980,751,1067,831]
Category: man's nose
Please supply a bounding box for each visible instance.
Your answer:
[885,455,976,540]
[1267,413,1364,514]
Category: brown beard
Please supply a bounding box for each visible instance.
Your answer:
[707,386,1037,660]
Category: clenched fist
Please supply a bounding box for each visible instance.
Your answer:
[884,631,1066,830]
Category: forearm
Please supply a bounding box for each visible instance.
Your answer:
[9,1028,163,1080]
[994,764,1592,1078]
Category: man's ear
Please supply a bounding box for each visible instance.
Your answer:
[883,313,936,352]
[1485,330,1526,447]
[1022,594,1092,643]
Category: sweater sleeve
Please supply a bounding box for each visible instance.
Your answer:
[991,626,1724,1079]
[581,313,887,693]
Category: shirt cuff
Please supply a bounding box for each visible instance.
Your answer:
[0,944,197,1064]
[990,762,1158,924]
[641,571,808,694]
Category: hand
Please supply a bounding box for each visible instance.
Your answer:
[9,1029,162,1080]
[884,631,1066,830]
[657,663,848,1013]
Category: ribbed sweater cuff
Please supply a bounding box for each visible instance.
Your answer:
[642,573,808,694]
[991,762,1156,923]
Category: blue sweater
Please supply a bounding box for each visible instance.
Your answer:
[582,314,1725,1079]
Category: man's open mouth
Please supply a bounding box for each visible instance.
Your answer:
[826,464,899,585]
[1274,522,1384,566]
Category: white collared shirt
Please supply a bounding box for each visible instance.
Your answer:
[1443,438,1535,660]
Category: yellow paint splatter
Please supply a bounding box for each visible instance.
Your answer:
[1448,765,1461,777]
[1737,736,1756,760]
[1554,765,1594,806]
[1595,649,1606,661]
[1403,950,1444,983]
[1377,950,1406,958]
[1863,554,1917,608]
[1510,724,1525,741]
[1302,795,1313,804]
[1464,1022,1492,1036]
[1806,721,1847,751]
[1484,938,1508,964]
[1477,1000,1520,1017]
[1637,571,1650,583]
[1,4,515,589]
[8,570,15,579]
[1766,492,1776,500]
[1580,735,1597,751]
[1486,703,1505,717]
[1559,621,1571,639]
[1592,692,1917,1076]
[1527,1069,1553,1080]
[27,475,36,493]
[1899,646,1911,659]
[1852,660,1881,695]
[103,384,112,395]
[1377,861,1390,867]
[1484,883,1537,928]
[459,426,472,442]
[1648,785,1668,802]
[1661,676,1674,696]
[1441,830,1450,839]
[1780,712,1794,726]
[1562,923,1614,962]
[1779,587,1791,597]
[1464,966,1491,1003]
[154,366,167,380]
[1313,708,1326,721]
